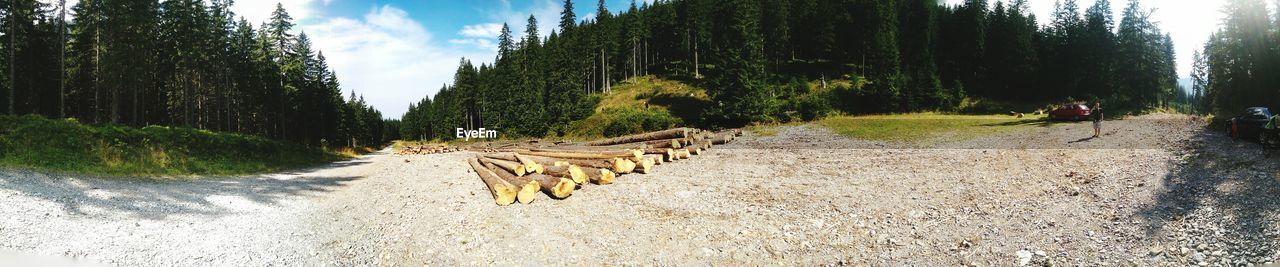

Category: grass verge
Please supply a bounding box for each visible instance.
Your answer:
[0,114,348,177]
[816,113,1041,143]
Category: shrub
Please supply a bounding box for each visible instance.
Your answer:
[792,90,834,121]
[601,107,683,137]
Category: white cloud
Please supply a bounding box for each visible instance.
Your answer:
[232,0,328,27]
[448,38,498,51]
[449,0,564,55]
[300,5,487,119]
[458,23,505,38]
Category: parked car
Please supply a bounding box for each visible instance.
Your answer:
[1049,103,1092,121]
[1225,107,1277,145]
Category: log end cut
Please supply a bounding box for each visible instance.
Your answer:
[598,169,616,185]
[549,178,575,199]
[494,187,518,206]
[516,181,540,204]
[637,157,655,174]
[568,165,588,184]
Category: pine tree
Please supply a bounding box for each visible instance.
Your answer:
[704,0,768,125]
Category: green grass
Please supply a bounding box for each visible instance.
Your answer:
[565,76,710,139]
[816,113,1041,143]
[0,114,348,177]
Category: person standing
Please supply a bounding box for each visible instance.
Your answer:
[1092,101,1104,138]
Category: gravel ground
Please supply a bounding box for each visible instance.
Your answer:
[2,114,1277,266]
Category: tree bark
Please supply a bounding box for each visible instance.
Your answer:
[581,128,693,146]
[517,148,643,163]
[467,158,517,206]
[639,138,683,149]
[479,157,527,176]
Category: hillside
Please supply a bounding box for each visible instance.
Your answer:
[564,76,711,138]
[0,115,347,177]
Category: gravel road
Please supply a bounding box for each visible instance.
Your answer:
[2,114,1277,266]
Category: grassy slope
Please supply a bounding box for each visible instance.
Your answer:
[0,115,347,177]
[816,113,1039,143]
[564,76,710,139]
[552,76,1041,144]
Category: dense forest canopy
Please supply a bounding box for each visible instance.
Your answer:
[0,0,392,147]
[1194,0,1280,117]
[400,0,1192,140]
[6,0,1267,143]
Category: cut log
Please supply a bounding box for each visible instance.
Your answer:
[710,134,732,145]
[636,156,655,174]
[642,148,677,162]
[519,149,643,163]
[639,138,683,149]
[480,153,543,174]
[645,154,662,166]
[527,173,575,199]
[676,149,691,159]
[483,161,540,204]
[479,157,527,176]
[544,165,588,184]
[520,155,631,174]
[616,158,637,174]
[581,128,694,146]
[533,147,647,162]
[467,158,517,206]
[581,167,616,184]
[688,145,704,155]
[515,154,544,174]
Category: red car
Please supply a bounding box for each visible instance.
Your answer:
[1049,104,1092,121]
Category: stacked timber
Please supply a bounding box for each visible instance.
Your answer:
[466,127,741,205]
[398,143,461,155]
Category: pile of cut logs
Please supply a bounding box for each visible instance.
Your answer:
[468,127,741,206]
[398,143,459,155]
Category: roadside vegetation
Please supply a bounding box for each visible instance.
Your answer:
[817,113,1039,143]
[564,76,706,139]
[0,115,346,177]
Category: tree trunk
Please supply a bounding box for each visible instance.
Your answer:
[467,158,518,206]
[635,156,654,174]
[483,161,540,204]
[581,128,693,146]
[639,138,684,149]
[643,148,676,162]
[543,164,587,184]
[580,166,616,185]
[479,157,527,176]
[519,154,634,175]
[7,2,14,115]
[482,152,544,174]
[517,148,640,160]
[527,173,575,199]
[58,0,66,118]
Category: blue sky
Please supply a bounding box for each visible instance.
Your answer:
[224,0,651,119]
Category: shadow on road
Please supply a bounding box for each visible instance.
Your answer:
[1137,128,1280,253]
[0,157,374,220]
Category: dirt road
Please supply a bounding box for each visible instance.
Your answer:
[2,114,1277,266]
